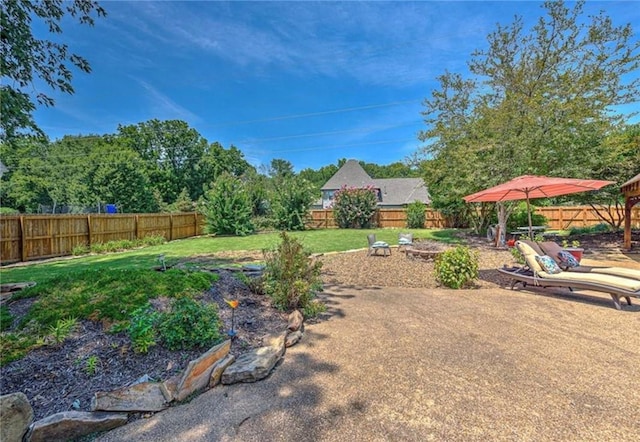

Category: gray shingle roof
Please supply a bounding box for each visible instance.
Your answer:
[320,159,430,206]
[373,178,431,206]
[321,160,375,190]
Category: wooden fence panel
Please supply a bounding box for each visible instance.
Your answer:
[535,206,639,230]
[0,216,21,264]
[136,214,172,240]
[307,209,451,229]
[90,215,136,244]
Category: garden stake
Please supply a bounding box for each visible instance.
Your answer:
[225,299,239,337]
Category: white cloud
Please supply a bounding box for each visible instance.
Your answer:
[132,77,200,123]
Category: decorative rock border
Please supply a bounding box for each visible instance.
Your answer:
[0,310,306,442]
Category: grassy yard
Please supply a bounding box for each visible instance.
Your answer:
[0,228,461,285]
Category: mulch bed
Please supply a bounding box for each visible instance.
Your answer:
[0,231,631,420]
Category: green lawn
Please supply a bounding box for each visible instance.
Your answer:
[0,228,461,285]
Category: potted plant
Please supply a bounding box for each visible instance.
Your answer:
[562,239,583,262]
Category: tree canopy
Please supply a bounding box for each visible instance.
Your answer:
[415,0,640,230]
[0,0,106,142]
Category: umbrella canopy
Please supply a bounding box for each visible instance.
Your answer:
[464,175,614,238]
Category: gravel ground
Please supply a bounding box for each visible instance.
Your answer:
[320,240,516,290]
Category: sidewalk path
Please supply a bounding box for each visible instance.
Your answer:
[98,283,640,441]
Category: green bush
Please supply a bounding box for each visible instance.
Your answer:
[434,246,479,289]
[72,244,90,256]
[303,299,327,318]
[263,232,323,311]
[271,176,316,231]
[0,207,19,215]
[128,305,159,354]
[332,185,378,229]
[141,235,167,246]
[406,201,426,228]
[201,172,254,236]
[158,296,223,350]
[507,202,548,231]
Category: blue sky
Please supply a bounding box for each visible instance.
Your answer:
[34,1,640,172]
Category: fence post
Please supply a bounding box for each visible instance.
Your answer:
[169,214,174,241]
[19,216,26,262]
[87,215,92,247]
[135,215,140,240]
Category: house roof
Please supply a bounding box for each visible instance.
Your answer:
[320,159,431,206]
[321,159,375,190]
[373,178,431,206]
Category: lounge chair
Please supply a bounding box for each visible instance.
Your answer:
[498,241,640,310]
[367,234,391,257]
[522,239,640,280]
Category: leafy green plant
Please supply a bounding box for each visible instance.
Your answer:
[128,304,159,354]
[332,185,378,229]
[303,299,327,318]
[1,305,14,332]
[141,235,167,246]
[85,355,100,376]
[201,172,254,236]
[507,202,548,231]
[72,244,90,256]
[510,246,525,265]
[406,201,426,228]
[271,176,316,231]
[263,232,323,311]
[434,246,479,289]
[562,239,581,248]
[0,207,19,215]
[158,296,222,350]
[48,317,77,344]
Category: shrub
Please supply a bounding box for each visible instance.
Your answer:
[263,232,323,311]
[303,299,327,318]
[0,207,19,215]
[271,176,316,231]
[332,185,378,229]
[434,246,479,289]
[128,305,159,354]
[406,201,426,228]
[201,172,254,236]
[507,202,548,231]
[158,296,223,350]
[141,235,167,246]
[72,244,90,256]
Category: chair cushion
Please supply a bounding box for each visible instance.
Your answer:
[520,239,544,256]
[372,241,389,248]
[538,241,564,263]
[515,241,544,274]
[558,250,580,268]
[535,255,563,274]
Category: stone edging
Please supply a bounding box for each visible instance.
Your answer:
[0,310,305,442]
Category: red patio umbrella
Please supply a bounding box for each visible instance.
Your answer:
[463,175,614,238]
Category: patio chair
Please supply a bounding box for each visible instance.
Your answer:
[398,233,413,251]
[498,241,640,310]
[367,234,391,257]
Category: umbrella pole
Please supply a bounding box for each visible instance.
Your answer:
[526,193,533,239]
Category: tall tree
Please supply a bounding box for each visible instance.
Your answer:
[0,0,106,142]
[117,120,209,204]
[416,0,640,233]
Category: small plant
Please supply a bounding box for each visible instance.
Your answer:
[141,235,166,246]
[72,244,90,256]
[48,317,77,344]
[562,239,581,248]
[263,232,323,311]
[303,299,327,318]
[406,201,426,229]
[85,355,100,376]
[158,296,222,350]
[510,246,525,265]
[533,233,545,242]
[434,246,479,289]
[128,305,159,354]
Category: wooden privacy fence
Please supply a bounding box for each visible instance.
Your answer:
[0,213,204,264]
[307,209,449,229]
[535,206,640,230]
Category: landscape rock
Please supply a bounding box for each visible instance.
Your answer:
[175,340,231,401]
[285,330,303,347]
[287,309,304,332]
[159,375,180,403]
[27,411,127,442]
[222,332,286,384]
[91,382,167,412]
[208,354,236,388]
[0,392,33,442]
